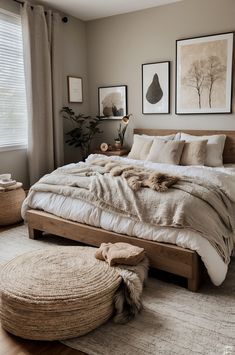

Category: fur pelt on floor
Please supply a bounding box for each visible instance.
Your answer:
[93,160,179,192]
[113,257,149,324]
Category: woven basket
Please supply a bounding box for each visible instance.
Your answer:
[0,247,121,340]
[0,187,26,226]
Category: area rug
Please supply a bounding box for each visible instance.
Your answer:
[0,225,235,355]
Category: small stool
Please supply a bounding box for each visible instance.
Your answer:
[0,183,25,226]
[0,247,121,340]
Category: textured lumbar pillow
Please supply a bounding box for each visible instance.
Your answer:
[180,133,226,167]
[180,140,208,166]
[146,139,185,165]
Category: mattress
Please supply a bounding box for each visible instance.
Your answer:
[23,154,235,286]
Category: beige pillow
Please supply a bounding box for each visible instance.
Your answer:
[128,134,176,161]
[180,133,226,167]
[146,139,185,165]
[180,140,208,166]
[128,135,153,160]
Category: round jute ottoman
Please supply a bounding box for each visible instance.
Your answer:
[0,247,122,340]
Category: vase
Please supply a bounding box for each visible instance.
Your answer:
[114,140,122,150]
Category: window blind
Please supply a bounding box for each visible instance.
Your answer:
[0,9,28,149]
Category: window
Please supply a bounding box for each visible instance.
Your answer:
[0,9,27,150]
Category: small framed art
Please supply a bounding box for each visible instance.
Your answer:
[142,61,170,114]
[176,32,234,114]
[67,76,83,103]
[98,85,127,119]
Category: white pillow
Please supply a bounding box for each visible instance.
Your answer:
[141,134,175,141]
[180,133,226,167]
[128,134,176,161]
[174,132,181,141]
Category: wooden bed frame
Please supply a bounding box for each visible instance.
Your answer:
[26,129,235,292]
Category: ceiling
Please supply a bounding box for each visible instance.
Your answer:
[38,0,182,21]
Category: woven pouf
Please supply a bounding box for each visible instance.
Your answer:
[0,247,122,340]
[0,186,26,226]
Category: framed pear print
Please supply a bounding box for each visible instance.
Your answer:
[142,61,170,114]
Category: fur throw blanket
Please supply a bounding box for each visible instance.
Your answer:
[113,257,149,324]
[93,159,179,192]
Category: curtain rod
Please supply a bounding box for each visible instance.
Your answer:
[13,0,68,22]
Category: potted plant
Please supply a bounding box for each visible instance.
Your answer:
[61,107,103,160]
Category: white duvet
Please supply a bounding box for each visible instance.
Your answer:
[23,154,235,286]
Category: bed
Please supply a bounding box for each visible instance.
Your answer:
[23,129,235,292]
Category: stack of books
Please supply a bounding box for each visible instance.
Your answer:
[0,174,17,191]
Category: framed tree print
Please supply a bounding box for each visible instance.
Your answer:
[142,61,170,114]
[98,85,127,119]
[176,32,234,114]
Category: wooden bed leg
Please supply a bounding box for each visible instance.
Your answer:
[28,226,43,240]
[187,253,201,292]
[188,276,200,292]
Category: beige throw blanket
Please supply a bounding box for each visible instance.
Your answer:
[24,161,235,263]
[95,242,145,266]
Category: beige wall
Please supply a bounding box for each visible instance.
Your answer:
[0,0,88,186]
[62,15,89,164]
[86,0,235,148]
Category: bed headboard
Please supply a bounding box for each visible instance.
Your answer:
[133,129,235,164]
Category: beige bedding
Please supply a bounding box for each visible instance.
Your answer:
[23,161,235,264]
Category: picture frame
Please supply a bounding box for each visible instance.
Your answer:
[98,85,127,119]
[67,76,83,103]
[142,61,170,114]
[176,32,234,114]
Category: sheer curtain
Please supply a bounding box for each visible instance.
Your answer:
[21,2,64,185]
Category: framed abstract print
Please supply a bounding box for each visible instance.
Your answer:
[98,85,127,119]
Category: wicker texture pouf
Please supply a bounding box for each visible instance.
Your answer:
[0,247,122,340]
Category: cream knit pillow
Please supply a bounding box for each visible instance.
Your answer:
[146,139,185,165]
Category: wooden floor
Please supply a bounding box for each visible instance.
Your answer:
[0,320,85,355]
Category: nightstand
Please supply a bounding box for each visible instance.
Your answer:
[93,148,129,156]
